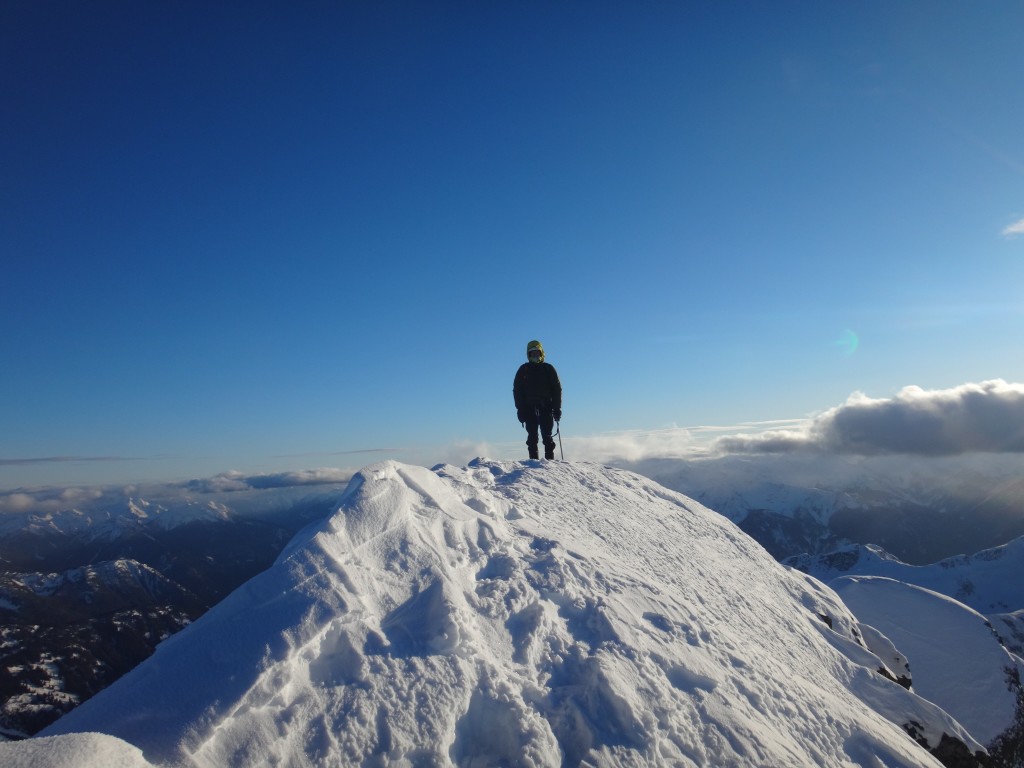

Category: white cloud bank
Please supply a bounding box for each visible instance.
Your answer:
[184,468,354,493]
[562,427,699,463]
[716,380,1024,456]
[0,487,105,515]
[434,430,703,467]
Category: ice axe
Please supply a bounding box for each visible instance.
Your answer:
[555,420,563,460]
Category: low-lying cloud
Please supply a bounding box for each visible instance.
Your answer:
[716,380,1024,456]
[0,486,107,515]
[0,469,355,517]
[558,420,814,464]
[564,428,699,463]
[426,430,701,467]
[184,468,354,493]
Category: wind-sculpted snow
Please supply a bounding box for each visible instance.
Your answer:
[4,460,983,766]
[0,732,150,768]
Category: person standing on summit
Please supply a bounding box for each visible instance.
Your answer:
[513,340,562,460]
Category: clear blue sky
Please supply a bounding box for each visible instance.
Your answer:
[3,1,1023,487]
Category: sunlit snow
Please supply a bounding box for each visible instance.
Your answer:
[1,460,984,766]
[833,576,1023,746]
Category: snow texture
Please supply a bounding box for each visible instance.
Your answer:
[0,732,150,768]
[2,460,982,766]
[832,576,1023,746]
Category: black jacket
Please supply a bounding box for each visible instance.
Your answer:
[513,362,562,413]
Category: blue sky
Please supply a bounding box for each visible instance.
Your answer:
[3,1,1023,488]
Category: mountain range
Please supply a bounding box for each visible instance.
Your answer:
[628,452,1024,564]
[0,486,346,738]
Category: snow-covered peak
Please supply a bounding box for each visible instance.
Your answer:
[4,460,982,766]
[787,537,1024,615]
[0,481,349,547]
[1,497,228,543]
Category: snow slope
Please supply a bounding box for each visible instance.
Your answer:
[2,460,983,766]
[0,733,150,768]
[833,576,1023,747]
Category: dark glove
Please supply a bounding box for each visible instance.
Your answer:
[553,408,562,422]
[517,409,526,424]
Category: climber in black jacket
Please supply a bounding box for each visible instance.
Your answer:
[513,340,562,460]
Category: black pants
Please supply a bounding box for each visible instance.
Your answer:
[524,409,556,459]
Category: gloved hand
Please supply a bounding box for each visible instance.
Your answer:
[517,409,526,424]
[553,408,562,422]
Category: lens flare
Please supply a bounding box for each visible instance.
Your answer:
[833,329,859,356]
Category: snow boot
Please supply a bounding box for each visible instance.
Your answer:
[544,439,556,460]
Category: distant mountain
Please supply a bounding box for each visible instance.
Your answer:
[782,538,1024,763]
[2,460,991,767]
[834,575,1024,755]
[0,486,344,569]
[0,495,228,556]
[0,559,199,738]
[0,486,345,738]
[626,453,1024,564]
[0,558,202,621]
[828,473,1024,566]
[784,536,1024,615]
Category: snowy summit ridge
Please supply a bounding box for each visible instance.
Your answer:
[5,460,982,766]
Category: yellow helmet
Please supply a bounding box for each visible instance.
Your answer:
[526,340,545,362]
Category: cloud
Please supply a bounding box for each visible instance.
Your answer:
[716,380,1024,456]
[183,468,354,493]
[0,468,356,518]
[437,422,809,467]
[183,472,252,493]
[0,456,138,466]
[242,468,355,489]
[563,427,700,463]
[430,429,706,467]
[999,219,1024,237]
[714,430,812,454]
[0,486,106,515]
[0,493,37,514]
[1003,217,1024,238]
